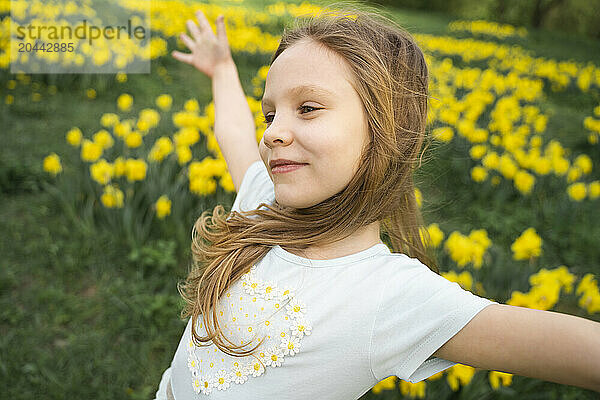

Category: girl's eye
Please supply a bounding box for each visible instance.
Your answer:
[299,105,318,114]
[261,105,320,125]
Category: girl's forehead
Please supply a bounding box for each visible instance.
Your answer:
[268,40,350,80]
[262,41,357,107]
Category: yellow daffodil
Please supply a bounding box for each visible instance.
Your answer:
[155,195,172,219]
[489,371,513,389]
[574,154,592,174]
[43,153,62,175]
[100,113,120,128]
[101,185,124,208]
[125,158,147,182]
[125,131,143,148]
[444,229,490,269]
[117,93,133,111]
[469,144,487,159]
[576,274,600,314]
[482,152,499,169]
[219,173,235,192]
[66,127,82,147]
[471,166,488,182]
[174,127,200,147]
[511,227,542,260]
[567,182,586,201]
[371,376,396,394]
[424,223,444,248]
[156,94,173,111]
[446,364,476,391]
[93,129,114,150]
[113,157,127,178]
[189,177,217,196]
[399,380,426,398]
[442,270,473,290]
[176,146,192,165]
[513,169,535,194]
[81,139,103,162]
[112,121,129,137]
[90,159,114,185]
[173,111,200,128]
[148,137,174,162]
[138,108,161,129]
[530,266,575,294]
[588,181,600,199]
[184,98,200,113]
[414,187,422,208]
[432,126,454,142]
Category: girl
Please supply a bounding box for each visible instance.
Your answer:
[157,4,600,399]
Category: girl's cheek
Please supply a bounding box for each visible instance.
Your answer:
[307,125,334,146]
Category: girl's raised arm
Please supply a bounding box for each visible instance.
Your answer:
[433,303,600,392]
[172,10,261,192]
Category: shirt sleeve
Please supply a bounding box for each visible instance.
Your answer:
[230,160,275,215]
[153,366,172,400]
[370,254,498,383]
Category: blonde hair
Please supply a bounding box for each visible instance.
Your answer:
[177,2,438,364]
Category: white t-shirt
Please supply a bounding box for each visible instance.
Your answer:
[154,160,498,400]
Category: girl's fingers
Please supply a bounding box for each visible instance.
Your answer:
[179,33,195,50]
[195,10,213,34]
[171,50,193,64]
[216,15,228,44]
[186,19,202,42]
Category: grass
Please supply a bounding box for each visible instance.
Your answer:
[1,1,600,399]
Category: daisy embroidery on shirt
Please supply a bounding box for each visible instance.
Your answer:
[279,286,295,301]
[265,345,285,367]
[244,279,263,296]
[249,357,266,377]
[193,376,213,395]
[290,317,313,338]
[214,369,232,391]
[285,297,307,319]
[186,264,312,395]
[280,335,301,356]
[231,361,250,384]
[261,281,277,300]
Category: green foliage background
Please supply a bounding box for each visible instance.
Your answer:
[1,0,599,399]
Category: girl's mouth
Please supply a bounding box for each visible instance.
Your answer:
[271,164,307,174]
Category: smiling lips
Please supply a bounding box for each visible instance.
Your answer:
[269,158,308,174]
[271,164,306,174]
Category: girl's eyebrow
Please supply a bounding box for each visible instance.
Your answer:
[261,84,335,109]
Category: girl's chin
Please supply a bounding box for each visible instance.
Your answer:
[274,191,315,209]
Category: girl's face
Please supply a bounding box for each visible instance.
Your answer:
[259,39,370,209]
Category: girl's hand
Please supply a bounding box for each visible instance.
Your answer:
[172,10,233,78]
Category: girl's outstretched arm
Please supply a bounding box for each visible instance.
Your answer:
[433,303,600,392]
[172,10,261,192]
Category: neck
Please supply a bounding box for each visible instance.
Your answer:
[280,220,382,260]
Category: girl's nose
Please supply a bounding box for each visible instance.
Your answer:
[263,120,293,149]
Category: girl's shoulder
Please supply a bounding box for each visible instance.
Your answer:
[374,249,434,274]
[231,159,274,215]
